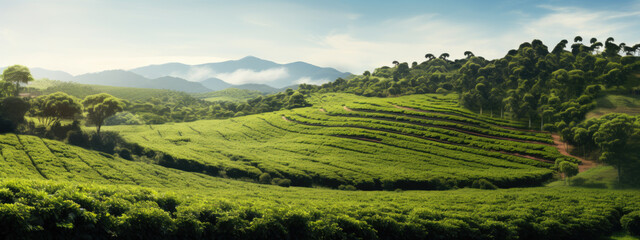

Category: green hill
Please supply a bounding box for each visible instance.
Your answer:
[104,93,565,190]
[193,88,264,102]
[587,94,640,118]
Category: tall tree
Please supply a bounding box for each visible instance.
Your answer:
[574,36,583,43]
[1,65,34,96]
[439,53,450,60]
[593,114,636,183]
[83,93,125,135]
[425,53,435,61]
[464,51,474,58]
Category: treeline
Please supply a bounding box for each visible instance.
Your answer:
[34,80,309,124]
[301,37,640,130]
[124,89,308,124]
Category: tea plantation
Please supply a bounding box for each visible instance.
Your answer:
[105,93,566,190]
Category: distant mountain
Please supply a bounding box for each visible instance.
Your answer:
[72,70,211,93]
[31,68,74,81]
[200,77,232,91]
[130,56,351,88]
[151,76,213,93]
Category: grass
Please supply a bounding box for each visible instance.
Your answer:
[587,94,640,119]
[547,165,618,188]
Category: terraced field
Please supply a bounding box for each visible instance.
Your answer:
[0,134,239,189]
[105,93,571,190]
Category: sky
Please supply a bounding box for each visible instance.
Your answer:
[1,0,639,76]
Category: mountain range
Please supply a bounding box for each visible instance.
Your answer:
[1,56,351,93]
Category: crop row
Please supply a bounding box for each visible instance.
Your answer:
[1,178,639,239]
[284,111,562,163]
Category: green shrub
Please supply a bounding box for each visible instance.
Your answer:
[116,202,176,239]
[621,211,640,236]
[271,178,291,187]
[259,173,272,184]
[471,179,498,190]
[338,184,357,191]
[0,188,14,203]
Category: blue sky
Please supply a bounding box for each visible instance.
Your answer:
[1,0,639,75]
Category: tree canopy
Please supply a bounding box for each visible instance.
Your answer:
[83,93,125,134]
[1,65,34,96]
[31,92,83,128]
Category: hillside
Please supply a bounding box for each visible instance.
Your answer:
[0,130,638,239]
[587,94,640,119]
[104,93,566,190]
[192,88,264,102]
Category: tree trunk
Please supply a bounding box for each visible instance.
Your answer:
[618,159,622,184]
[540,115,544,131]
[528,117,531,129]
[500,107,504,119]
[490,108,493,118]
[97,124,101,135]
[14,82,20,96]
[480,106,483,115]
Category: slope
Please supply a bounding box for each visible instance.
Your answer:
[104,93,570,190]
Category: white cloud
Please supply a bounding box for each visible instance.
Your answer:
[294,77,330,85]
[215,67,289,85]
[170,66,216,81]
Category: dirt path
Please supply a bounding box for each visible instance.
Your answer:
[282,116,290,122]
[319,108,326,112]
[343,106,353,111]
[552,134,597,172]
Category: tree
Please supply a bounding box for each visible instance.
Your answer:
[1,65,33,96]
[464,51,474,58]
[83,93,125,135]
[559,161,579,185]
[31,92,83,128]
[574,36,583,43]
[593,114,635,183]
[0,97,30,127]
[392,61,399,67]
[552,39,569,54]
[439,53,450,60]
[425,53,435,61]
[573,127,590,157]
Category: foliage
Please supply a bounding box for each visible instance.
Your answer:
[300,37,640,132]
[193,88,264,102]
[0,97,30,128]
[83,93,125,134]
[104,112,144,126]
[30,92,83,128]
[1,65,34,96]
[621,211,640,236]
